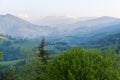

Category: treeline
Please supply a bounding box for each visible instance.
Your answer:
[1,39,120,80]
[0,34,42,61]
[82,33,120,52]
[0,37,70,61]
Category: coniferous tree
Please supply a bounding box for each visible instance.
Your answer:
[35,38,50,80]
[38,38,50,63]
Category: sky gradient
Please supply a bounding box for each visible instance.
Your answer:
[0,0,120,20]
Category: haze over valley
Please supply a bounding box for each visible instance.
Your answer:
[0,0,120,80]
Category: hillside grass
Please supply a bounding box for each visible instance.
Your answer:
[1,59,23,66]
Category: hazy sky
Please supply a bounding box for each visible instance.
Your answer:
[0,0,120,20]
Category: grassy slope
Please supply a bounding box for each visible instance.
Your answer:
[1,59,23,66]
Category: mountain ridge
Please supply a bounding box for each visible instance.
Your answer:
[0,14,52,38]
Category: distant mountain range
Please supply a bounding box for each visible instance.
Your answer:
[43,16,120,45]
[34,16,120,36]
[0,14,120,60]
[33,16,96,33]
[0,14,120,42]
[70,16,120,36]
[0,14,53,38]
[33,16,96,26]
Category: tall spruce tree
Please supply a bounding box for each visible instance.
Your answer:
[35,38,50,80]
[38,38,50,63]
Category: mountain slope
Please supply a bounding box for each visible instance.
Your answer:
[52,17,120,45]
[67,17,120,36]
[83,32,120,51]
[0,14,52,38]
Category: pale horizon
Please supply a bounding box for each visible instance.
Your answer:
[1,0,120,21]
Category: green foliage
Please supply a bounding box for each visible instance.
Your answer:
[0,52,3,66]
[36,38,50,80]
[84,32,120,52]
[47,47,120,80]
[5,46,120,80]
[0,37,37,61]
[16,58,47,80]
[0,52,2,57]
[34,59,47,80]
[0,65,16,80]
[16,39,49,80]
[16,59,36,80]
[38,38,50,64]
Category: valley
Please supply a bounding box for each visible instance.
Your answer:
[0,14,120,61]
[0,14,120,80]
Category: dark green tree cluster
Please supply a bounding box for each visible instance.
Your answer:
[0,65,16,80]
[47,47,120,80]
[1,39,120,80]
[15,46,120,80]
[15,38,50,80]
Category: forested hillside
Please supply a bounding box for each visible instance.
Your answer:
[0,14,120,80]
[1,42,120,80]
